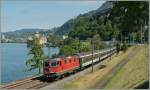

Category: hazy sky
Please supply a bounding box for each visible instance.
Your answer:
[1,0,105,32]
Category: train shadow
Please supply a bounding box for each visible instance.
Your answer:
[31,73,74,83]
[31,76,55,83]
[99,65,107,69]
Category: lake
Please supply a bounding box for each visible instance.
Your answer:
[1,43,59,84]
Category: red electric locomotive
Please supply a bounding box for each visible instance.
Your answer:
[43,56,80,78]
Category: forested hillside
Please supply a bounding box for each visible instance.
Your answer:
[55,1,148,42]
[53,1,149,56]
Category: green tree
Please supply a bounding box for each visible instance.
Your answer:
[80,41,91,52]
[121,41,128,52]
[92,34,101,50]
[59,45,77,56]
[26,37,48,74]
[47,34,62,47]
[116,42,121,54]
[46,34,60,58]
[113,1,148,43]
[105,20,113,40]
[112,25,119,40]
[98,24,108,40]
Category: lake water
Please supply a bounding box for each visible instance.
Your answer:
[1,43,59,84]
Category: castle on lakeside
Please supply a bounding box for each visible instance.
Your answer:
[27,32,47,45]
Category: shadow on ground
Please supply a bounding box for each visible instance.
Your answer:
[134,80,149,89]
[31,76,54,82]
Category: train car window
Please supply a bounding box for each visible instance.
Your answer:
[74,58,76,62]
[59,61,61,65]
[51,62,57,67]
[69,60,71,63]
[64,60,67,64]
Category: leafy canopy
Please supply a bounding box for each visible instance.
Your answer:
[26,37,48,74]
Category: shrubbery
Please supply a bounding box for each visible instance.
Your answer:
[121,41,128,52]
[116,41,128,54]
[116,42,121,54]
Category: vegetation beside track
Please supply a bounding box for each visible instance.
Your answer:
[104,45,148,89]
[63,46,138,89]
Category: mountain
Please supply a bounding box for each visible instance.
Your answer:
[3,28,49,35]
[2,28,52,43]
[55,1,113,35]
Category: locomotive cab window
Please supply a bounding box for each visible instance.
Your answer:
[45,62,49,67]
[51,61,59,67]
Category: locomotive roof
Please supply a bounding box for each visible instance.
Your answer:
[50,58,60,61]
[46,55,78,62]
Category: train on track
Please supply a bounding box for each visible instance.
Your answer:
[43,47,116,79]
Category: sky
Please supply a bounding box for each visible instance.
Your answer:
[1,0,105,32]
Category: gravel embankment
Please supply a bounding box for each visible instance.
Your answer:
[96,47,139,89]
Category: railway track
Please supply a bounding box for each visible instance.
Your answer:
[1,70,77,89]
[2,79,33,89]
[1,75,45,89]
[27,82,49,89]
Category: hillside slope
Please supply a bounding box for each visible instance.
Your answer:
[63,45,148,89]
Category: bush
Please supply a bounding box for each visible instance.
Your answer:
[116,42,121,54]
[59,45,77,56]
[121,41,128,52]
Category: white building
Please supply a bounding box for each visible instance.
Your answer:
[27,32,47,45]
[1,34,5,39]
[35,32,40,38]
[39,35,47,45]
[62,35,68,39]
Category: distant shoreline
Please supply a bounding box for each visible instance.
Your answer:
[1,42,26,44]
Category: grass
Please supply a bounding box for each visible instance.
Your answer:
[63,46,138,89]
[104,45,148,89]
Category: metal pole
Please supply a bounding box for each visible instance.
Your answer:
[141,24,142,44]
[79,39,82,53]
[144,18,147,44]
[99,46,101,61]
[121,33,122,44]
[133,33,135,45]
[110,47,111,60]
[91,40,94,72]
